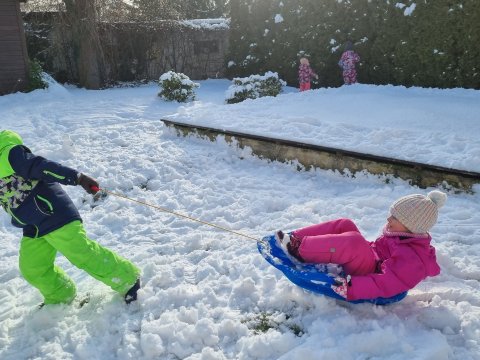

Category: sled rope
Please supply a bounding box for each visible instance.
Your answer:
[93,187,263,243]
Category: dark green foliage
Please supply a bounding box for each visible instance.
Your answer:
[257,75,285,97]
[242,312,304,336]
[251,313,275,334]
[23,17,51,70]
[26,59,49,92]
[405,1,480,88]
[228,0,480,89]
[225,72,286,104]
[226,87,255,104]
[158,71,199,102]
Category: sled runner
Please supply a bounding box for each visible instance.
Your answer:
[258,234,407,305]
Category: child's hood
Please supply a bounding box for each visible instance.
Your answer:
[0,130,23,178]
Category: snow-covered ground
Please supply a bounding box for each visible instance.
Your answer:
[0,80,479,360]
[168,82,480,173]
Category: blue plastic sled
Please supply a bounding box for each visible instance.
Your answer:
[258,234,407,305]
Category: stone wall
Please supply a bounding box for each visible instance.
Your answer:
[100,21,229,82]
[162,119,480,193]
[24,16,229,85]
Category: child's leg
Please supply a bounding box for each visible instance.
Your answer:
[351,69,357,84]
[292,218,360,238]
[298,231,376,275]
[299,82,311,91]
[19,236,76,304]
[44,221,140,295]
[343,70,353,85]
[344,70,356,85]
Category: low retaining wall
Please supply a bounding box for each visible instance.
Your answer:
[162,119,480,192]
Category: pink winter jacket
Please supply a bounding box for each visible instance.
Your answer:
[348,230,441,301]
[298,64,317,84]
[338,50,360,71]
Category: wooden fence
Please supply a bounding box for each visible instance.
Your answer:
[0,0,29,95]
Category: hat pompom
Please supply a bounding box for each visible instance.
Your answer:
[427,190,447,209]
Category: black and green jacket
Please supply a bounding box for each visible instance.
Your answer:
[0,130,82,238]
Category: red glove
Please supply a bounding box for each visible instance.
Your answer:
[77,173,99,194]
[331,275,351,299]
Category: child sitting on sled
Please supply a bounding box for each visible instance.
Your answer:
[276,190,446,301]
[0,130,140,306]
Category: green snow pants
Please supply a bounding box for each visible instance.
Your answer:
[19,220,140,304]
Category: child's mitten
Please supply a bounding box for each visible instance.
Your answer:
[78,173,99,194]
[331,275,351,299]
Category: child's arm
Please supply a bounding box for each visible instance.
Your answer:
[338,53,345,69]
[9,145,78,185]
[8,145,98,190]
[8,145,98,193]
[346,253,427,301]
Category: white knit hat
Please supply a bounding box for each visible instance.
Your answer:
[390,190,447,233]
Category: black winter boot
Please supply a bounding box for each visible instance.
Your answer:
[125,279,140,304]
[286,234,305,262]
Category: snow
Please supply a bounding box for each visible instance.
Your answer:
[0,79,479,360]
[169,83,480,173]
[395,2,416,16]
[404,3,417,16]
[180,18,230,30]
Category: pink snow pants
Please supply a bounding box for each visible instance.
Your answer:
[299,82,311,91]
[342,69,357,85]
[291,218,377,276]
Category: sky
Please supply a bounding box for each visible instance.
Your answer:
[0,79,479,360]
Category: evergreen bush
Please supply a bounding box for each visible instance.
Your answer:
[225,71,286,104]
[227,0,480,89]
[158,71,199,102]
[26,59,49,92]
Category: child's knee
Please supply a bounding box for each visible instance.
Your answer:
[336,218,359,232]
[339,218,354,226]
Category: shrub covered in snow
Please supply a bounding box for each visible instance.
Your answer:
[225,71,286,104]
[158,71,199,102]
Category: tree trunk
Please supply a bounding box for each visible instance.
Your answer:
[64,0,104,89]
